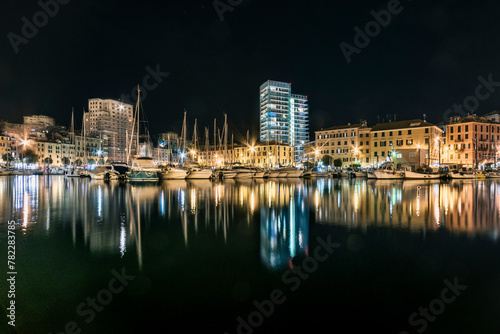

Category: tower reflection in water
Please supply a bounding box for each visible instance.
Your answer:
[259,180,309,271]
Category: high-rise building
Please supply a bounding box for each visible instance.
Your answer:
[259,80,309,162]
[85,98,134,162]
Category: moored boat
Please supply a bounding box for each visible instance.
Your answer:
[161,166,189,180]
[353,171,367,178]
[233,166,255,179]
[404,170,441,179]
[182,162,213,179]
[267,170,280,178]
[278,166,303,178]
[373,163,405,179]
[126,157,161,182]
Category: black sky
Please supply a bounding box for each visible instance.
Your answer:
[1,0,500,141]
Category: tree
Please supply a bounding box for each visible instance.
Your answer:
[1,153,14,169]
[44,157,53,165]
[21,148,38,164]
[61,157,70,165]
[75,159,82,166]
[321,155,332,166]
[333,158,343,168]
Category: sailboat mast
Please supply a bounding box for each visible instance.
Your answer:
[82,109,87,166]
[136,85,140,157]
[224,114,228,166]
[193,118,198,153]
[126,85,140,164]
[183,110,187,157]
[205,127,209,166]
[70,108,74,145]
[213,118,216,156]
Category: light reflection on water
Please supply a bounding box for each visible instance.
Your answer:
[2,176,500,271]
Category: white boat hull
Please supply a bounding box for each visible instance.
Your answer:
[268,172,279,178]
[354,172,367,178]
[162,169,189,180]
[373,171,405,179]
[278,172,287,177]
[221,171,238,179]
[405,171,441,179]
[285,170,303,178]
[186,169,213,179]
[448,172,475,179]
[234,172,253,179]
[253,172,266,178]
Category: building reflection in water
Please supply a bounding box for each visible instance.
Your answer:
[311,179,500,240]
[259,180,309,271]
[2,176,500,273]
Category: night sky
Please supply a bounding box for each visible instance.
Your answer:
[2,0,500,142]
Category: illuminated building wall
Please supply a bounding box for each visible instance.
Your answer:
[444,115,500,168]
[315,122,368,167]
[370,119,442,168]
[0,135,13,162]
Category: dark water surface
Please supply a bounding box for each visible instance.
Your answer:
[1,175,500,333]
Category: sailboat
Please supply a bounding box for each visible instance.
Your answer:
[183,117,213,179]
[65,109,80,178]
[161,110,189,180]
[80,109,91,178]
[125,86,162,182]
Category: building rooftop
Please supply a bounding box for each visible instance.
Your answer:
[483,110,500,117]
[319,123,365,131]
[370,119,439,131]
[445,114,500,125]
